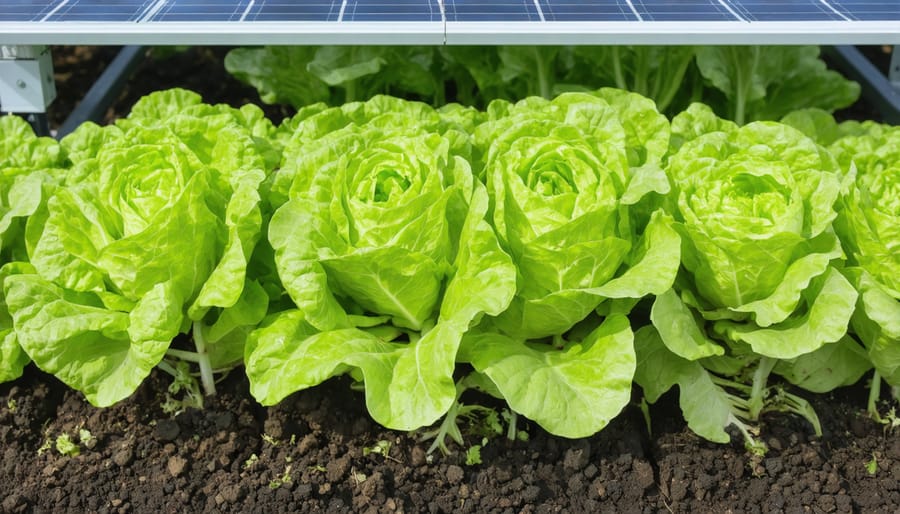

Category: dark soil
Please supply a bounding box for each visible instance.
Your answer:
[2,364,899,514]
[2,45,898,513]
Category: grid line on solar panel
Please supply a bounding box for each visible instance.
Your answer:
[537,1,638,21]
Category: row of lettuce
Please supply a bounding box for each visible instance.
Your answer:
[1,85,897,453]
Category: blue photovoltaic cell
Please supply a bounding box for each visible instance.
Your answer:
[831,0,900,20]
[243,1,339,21]
[151,1,254,22]
[0,1,58,22]
[343,0,441,21]
[41,0,153,22]
[634,0,738,21]
[444,0,541,21]
[728,0,844,21]
[538,1,638,21]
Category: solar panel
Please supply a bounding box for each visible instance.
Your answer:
[0,0,898,44]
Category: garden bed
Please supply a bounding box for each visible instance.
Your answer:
[3,359,898,513]
[1,45,897,514]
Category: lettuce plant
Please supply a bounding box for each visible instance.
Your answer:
[244,96,516,431]
[782,110,900,415]
[1,115,67,383]
[434,90,681,439]
[785,113,900,413]
[570,46,699,115]
[637,105,865,450]
[830,122,900,413]
[225,46,442,107]
[3,89,272,406]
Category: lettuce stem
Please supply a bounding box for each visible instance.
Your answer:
[612,46,627,90]
[868,370,883,419]
[164,348,202,363]
[748,356,776,420]
[192,321,217,397]
[534,47,551,100]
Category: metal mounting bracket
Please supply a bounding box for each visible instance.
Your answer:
[0,45,56,135]
[0,45,56,113]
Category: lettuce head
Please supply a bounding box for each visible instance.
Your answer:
[3,89,271,405]
[447,90,681,438]
[245,96,515,431]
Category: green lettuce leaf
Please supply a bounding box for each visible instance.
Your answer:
[458,314,635,438]
[634,326,734,444]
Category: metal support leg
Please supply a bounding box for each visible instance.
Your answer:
[57,46,148,138]
[826,45,900,125]
[0,45,56,135]
[890,45,899,94]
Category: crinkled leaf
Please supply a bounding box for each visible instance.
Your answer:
[6,274,172,406]
[713,267,857,359]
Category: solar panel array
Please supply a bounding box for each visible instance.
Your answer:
[1,0,898,45]
[2,0,899,23]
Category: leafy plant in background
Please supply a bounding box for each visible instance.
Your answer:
[694,46,859,125]
[635,104,868,452]
[225,46,442,107]
[782,109,900,417]
[0,116,67,383]
[224,45,858,123]
[3,89,275,406]
[244,95,516,431]
[569,46,699,114]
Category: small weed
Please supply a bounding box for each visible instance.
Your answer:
[465,444,482,466]
[269,465,292,489]
[243,453,259,470]
[866,453,878,475]
[78,428,94,447]
[37,438,52,456]
[55,433,80,457]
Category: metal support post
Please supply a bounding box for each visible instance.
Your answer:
[826,45,900,125]
[890,45,899,94]
[57,46,147,138]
